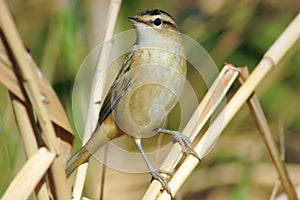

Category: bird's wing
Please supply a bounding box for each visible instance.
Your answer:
[92,49,136,135]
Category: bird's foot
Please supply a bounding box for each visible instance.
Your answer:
[159,129,201,161]
[150,169,173,196]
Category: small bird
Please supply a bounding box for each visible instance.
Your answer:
[66,9,198,196]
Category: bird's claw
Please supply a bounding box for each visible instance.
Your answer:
[150,169,173,196]
[171,132,201,162]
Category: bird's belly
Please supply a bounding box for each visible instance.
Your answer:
[113,70,184,138]
[129,84,177,127]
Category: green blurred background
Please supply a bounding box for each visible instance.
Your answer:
[0,0,299,199]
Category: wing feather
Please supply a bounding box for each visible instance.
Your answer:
[92,49,136,134]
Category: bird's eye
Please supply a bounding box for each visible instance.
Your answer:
[153,18,162,26]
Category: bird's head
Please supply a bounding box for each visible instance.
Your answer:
[128,9,182,47]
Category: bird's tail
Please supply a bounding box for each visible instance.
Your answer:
[65,146,91,177]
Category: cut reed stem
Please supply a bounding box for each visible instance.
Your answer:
[2,148,55,200]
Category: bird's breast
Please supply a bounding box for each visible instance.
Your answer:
[112,47,186,138]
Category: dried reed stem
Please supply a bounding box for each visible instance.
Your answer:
[0,43,73,139]
[157,12,300,200]
[10,93,49,200]
[10,93,40,161]
[2,148,55,200]
[0,0,70,199]
[143,65,240,199]
[0,0,58,155]
[238,67,297,199]
[72,0,122,199]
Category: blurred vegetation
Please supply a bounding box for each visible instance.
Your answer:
[0,0,299,199]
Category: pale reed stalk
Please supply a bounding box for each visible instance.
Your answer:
[72,1,122,199]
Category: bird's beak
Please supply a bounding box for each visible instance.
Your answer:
[128,17,141,24]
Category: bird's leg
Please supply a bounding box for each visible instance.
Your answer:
[158,128,201,161]
[133,137,174,196]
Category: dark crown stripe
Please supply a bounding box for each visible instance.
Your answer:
[138,9,173,19]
